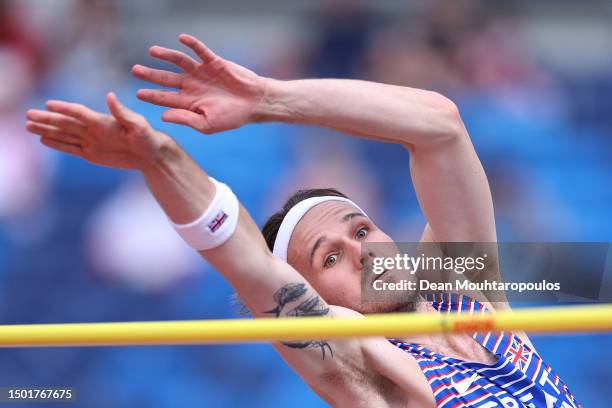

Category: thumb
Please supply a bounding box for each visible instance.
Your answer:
[162,109,212,134]
[106,92,144,128]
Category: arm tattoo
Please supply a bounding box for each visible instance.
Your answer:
[264,283,333,359]
[264,283,308,317]
[287,295,330,317]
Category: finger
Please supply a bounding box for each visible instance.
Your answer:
[106,92,145,128]
[137,89,189,109]
[45,100,100,124]
[162,109,210,132]
[179,34,217,63]
[40,137,83,157]
[26,109,85,135]
[132,64,182,88]
[26,121,82,145]
[149,45,198,72]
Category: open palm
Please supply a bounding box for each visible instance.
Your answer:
[26,93,170,170]
[133,34,267,134]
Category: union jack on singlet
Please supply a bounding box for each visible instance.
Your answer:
[390,294,581,407]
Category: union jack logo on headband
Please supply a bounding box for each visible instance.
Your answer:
[208,210,228,233]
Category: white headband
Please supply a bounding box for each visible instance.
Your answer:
[272,196,367,262]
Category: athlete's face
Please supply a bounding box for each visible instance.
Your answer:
[287,201,406,314]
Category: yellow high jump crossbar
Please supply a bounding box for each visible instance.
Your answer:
[0,304,610,348]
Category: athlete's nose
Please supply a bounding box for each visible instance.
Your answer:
[359,252,373,268]
[356,245,375,270]
[344,238,364,270]
[360,250,375,266]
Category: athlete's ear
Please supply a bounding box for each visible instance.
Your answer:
[106,92,146,128]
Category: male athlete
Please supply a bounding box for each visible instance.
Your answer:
[26,34,580,407]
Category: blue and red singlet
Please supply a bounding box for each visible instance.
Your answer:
[390,294,581,407]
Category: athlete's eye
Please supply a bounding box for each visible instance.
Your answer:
[324,254,338,268]
[356,227,368,239]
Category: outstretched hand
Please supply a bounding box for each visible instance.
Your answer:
[132,34,267,134]
[26,93,172,170]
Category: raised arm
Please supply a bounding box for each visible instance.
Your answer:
[133,34,496,246]
[25,93,320,318]
[257,80,496,243]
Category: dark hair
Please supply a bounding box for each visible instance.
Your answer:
[262,188,348,251]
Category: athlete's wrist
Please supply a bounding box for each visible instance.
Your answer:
[251,78,292,123]
[138,131,180,174]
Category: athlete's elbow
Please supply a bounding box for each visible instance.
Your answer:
[430,92,466,142]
